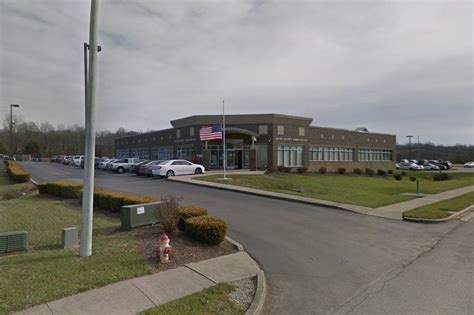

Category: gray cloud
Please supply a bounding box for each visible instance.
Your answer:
[1,0,472,145]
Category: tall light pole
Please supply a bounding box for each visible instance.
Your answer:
[10,104,19,158]
[406,135,413,160]
[81,0,100,258]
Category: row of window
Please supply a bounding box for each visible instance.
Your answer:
[309,147,354,161]
[151,147,173,160]
[277,145,304,167]
[358,149,393,161]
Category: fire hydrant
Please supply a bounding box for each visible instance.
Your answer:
[158,234,172,263]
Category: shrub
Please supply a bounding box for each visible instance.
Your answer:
[365,168,374,176]
[277,166,286,173]
[377,169,386,176]
[337,168,346,175]
[409,176,417,182]
[393,174,403,181]
[38,181,82,198]
[433,173,449,181]
[401,171,407,176]
[284,167,291,173]
[5,161,31,183]
[319,167,327,174]
[158,195,181,233]
[185,215,227,245]
[297,166,307,174]
[92,189,159,213]
[353,168,362,175]
[387,170,394,175]
[176,205,208,231]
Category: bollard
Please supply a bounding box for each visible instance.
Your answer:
[416,180,420,195]
[62,227,79,249]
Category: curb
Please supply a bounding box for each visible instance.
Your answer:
[246,269,266,315]
[169,176,367,214]
[403,205,474,223]
[225,236,244,251]
[30,178,38,186]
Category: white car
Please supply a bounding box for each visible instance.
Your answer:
[152,159,205,178]
[396,162,424,171]
[421,163,440,170]
[73,155,84,167]
[464,162,474,168]
[97,158,111,170]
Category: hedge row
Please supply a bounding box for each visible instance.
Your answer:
[175,205,208,231]
[184,215,227,245]
[4,161,31,183]
[38,181,159,212]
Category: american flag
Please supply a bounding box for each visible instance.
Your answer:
[199,125,223,141]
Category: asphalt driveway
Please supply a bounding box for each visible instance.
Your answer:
[20,162,473,314]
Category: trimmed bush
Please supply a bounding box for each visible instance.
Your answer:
[38,181,82,198]
[176,205,208,231]
[276,166,286,173]
[377,169,386,176]
[387,170,394,175]
[393,174,403,181]
[365,168,374,176]
[337,168,346,175]
[409,176,417,182]
[185,215,227,245]
[353,168,362,175]
[401,171,407,176]
[297,166,307,174]
[433,173,449,181]
[319,167,327,174]
[5,161,31,183]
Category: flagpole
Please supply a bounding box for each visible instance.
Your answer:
[222,99,226,179]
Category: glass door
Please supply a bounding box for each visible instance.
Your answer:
[226,150,236,169]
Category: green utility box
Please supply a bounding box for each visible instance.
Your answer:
[0,231,28,253]
[121,202,162,231]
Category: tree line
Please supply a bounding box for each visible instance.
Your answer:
[397,143,474,164]
[0,116,138,158]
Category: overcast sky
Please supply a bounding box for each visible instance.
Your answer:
[0,0,472,145]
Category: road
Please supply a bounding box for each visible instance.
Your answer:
[21,162,473,314]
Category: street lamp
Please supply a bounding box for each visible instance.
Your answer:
[10,104,19,158]
[406,135,413,160]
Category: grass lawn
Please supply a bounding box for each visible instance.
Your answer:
[402,192,474,220]
[139,282,243,315]
[198,172,474,208]
[0,193,151,314]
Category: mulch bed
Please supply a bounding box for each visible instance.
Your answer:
[133,224,237,272]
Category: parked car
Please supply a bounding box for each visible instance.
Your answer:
[80,157,102,169]
[63,156,73,165]
[138,160,163,176]
[105,159,120,171]
[32,156,42,162]
[439,160,452,169]
[50,155,58,162]
[428,160,448,170]
[421,163,440,170]
[130,160,151,174]
[464,162,474,168]
[396,162,423,171]
[73,155,84,167]
[110,158,140,173]
[152,159,205,178]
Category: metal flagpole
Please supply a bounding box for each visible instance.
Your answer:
[222,99,226,179]
[81,0,100,258]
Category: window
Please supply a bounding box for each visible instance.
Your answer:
[176,129,181,138]
[358,149,393,161]
[116,149,129,159]
[277,145,303,166]
[151,146,173,160]
[259,125,268,135]
[320,134,324,139]
[309,147,354,161]
[277,125,284,135]
[190,127,194,137]
[176,145,194,161]
[298,127,305,137]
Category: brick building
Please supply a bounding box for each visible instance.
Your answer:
[114,114,396,172]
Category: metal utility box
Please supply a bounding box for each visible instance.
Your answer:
[61,227,79,249]
[0,231,28,253]
[121,202,162,231]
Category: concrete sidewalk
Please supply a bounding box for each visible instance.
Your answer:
[169,173,474,221]
[16,252,261,315]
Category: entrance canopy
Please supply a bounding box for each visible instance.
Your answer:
[224,127,259,138]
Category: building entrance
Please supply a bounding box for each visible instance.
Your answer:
[226,149,242,169]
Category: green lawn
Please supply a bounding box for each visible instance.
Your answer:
[198,172,474,208]
[0,193,151,314]
[403,192,474,220]
[139,283,243,315]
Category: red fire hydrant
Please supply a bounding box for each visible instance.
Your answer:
[158,234,172,263]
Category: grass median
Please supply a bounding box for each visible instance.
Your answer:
[198,172,474,208]
[139,282,243,315]
[402,191,474,220]
[0,192,151,314]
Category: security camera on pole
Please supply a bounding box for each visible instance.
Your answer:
[80,0,100,258]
